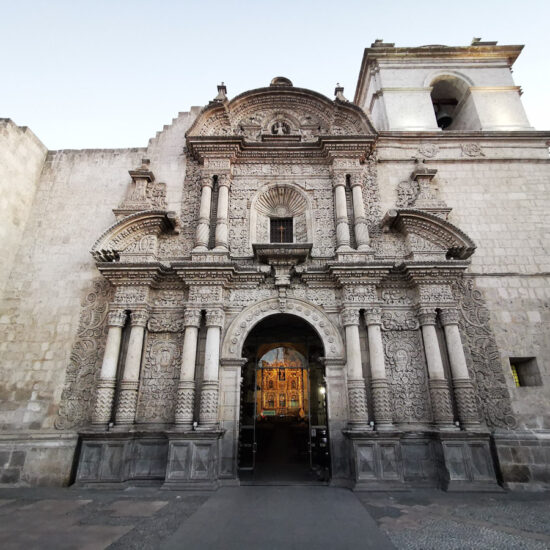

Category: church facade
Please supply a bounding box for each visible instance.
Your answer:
[1,40,549,490]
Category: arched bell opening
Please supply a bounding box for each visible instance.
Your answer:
[238,314,330,483]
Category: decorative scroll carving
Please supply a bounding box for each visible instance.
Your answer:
[381,288,415,305]
[114,286,147,305]
[383,330,431,423]
[343,285,376,304]
[419,284,454,304]
[55,278,113,430]
[147,314,185,333]
[454,279,516,429]
[364,152,382,238]
[381,311,419,331]
[136,334,181,423]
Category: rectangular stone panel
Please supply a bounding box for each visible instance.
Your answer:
[166,442,192,481]
[402,442,435,482]
[379,444,401,480]
[356,444,377,480]
[77,443,102,481]
[99,443,125,481]
[191,443,213,480]
[468,442,494,481]
[131,440,168,478]
[443,443,468,481]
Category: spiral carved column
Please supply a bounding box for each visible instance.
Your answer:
[364,308,393,430]
[417,307,455,429]
[174,309,202,429]
[440,308,481,429]
[198,308,224,430]
[92,309,127,426]
[115,309,148,425]
[342,307,370,430]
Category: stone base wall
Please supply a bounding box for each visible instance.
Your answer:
[493,432,550,490]
[0,432,78,486]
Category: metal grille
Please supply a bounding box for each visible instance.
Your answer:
[270,218,293,243]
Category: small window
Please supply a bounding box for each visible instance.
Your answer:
[509,357,542,387]
[270,218,293,243]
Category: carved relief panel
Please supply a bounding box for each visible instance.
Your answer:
[136,333,182,423]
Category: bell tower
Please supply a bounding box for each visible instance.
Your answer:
[354,38,533,132]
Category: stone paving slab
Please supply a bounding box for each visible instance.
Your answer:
[358,490,550,550]
[109,500,169,517]
[163,486,395,550]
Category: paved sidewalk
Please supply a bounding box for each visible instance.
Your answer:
[0,485,549,549]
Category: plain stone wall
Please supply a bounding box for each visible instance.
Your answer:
[0,120,47,295]
[377,137,550,432]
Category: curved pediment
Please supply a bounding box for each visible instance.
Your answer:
[383,209,476,260]
[186,81,377,141]
[91,210,176,263]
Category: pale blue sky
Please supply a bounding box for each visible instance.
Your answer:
[2,0,549,149]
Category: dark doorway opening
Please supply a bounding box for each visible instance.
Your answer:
[238,314,330,484]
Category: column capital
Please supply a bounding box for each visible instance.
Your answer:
[364,307,382,326]
[217,173,232,188]
[183,308,202,328]
[341,307,360,327]
[200,174,214,188]
[417,306,437,326]
[205,308,225,328]
[440,308,460,326]
[130,309,149,327]
[107,309,127,327]
[331,172,347,189]
[349,175,363,189]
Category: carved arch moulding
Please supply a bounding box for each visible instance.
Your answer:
[382,208,476,260]
[185,83,377,158]
[221,298,344,361]
[91,210,178,263]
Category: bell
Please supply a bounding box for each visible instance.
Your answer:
[436,105,454,129]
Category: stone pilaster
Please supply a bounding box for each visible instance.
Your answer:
[115,309,148,426]
[364,308,393,430]
[198,308,225,430]
[214,174,230,251]
[350,175,371,251]
[440,308,481,429]
[194,174,213,251]
[342,307,369,430]
[92,309,127,426]
[417,307,455,429]
[332,172,351,251]
[174,309,202,429]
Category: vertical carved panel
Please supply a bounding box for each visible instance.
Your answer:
[454,279,516,429]
[55,278,113,430]
[383,330,432,424]
[136,333,181,423]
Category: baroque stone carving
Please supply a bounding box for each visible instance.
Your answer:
[461,143,485,157]
[383,331,431,423]
[417,143,439,158]
[396,179,419,208]
[454,279,516,429]
[55,278,114,430]
[147,314,185,333]
[381,311,420,331]
[381,288,415,305]
[136,334,181,423]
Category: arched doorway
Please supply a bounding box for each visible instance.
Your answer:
[238,314,330,483]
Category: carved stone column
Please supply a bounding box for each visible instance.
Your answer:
[115,309,148,425]
[332,173,351,251]
[418,307,455,429]
[92,309,127,426]
[198,308,224,430]
[440,308,481,429]
[174,309,202,429]
[214,174,230,251]
[194,174,213,251]
[350,175,371,251]
[342,308,369,430]
[364,308,393,430]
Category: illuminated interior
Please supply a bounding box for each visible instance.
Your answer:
[256,346,309,418]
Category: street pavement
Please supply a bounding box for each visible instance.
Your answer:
[0,485,549,549]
